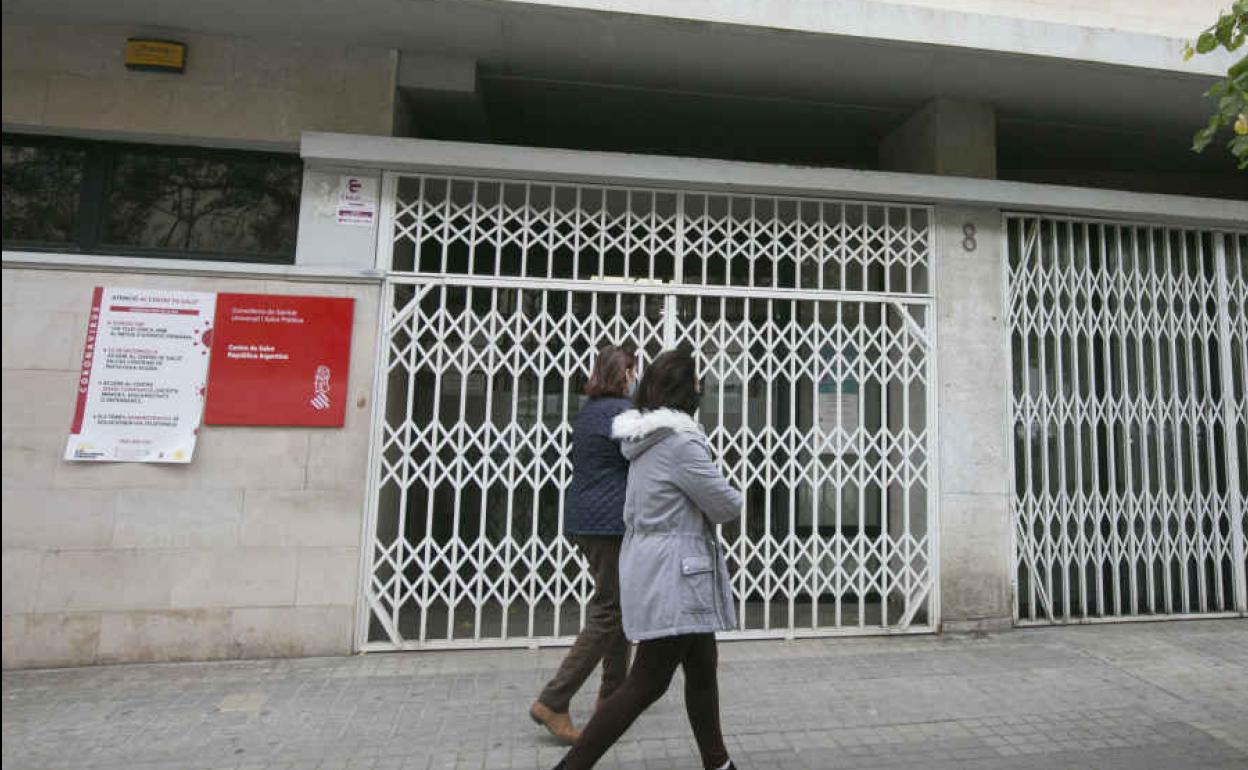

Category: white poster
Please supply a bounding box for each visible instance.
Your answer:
[336,175,377,227]
[818,391,860,436]
[817,343,860,454]
[64,287,216,463]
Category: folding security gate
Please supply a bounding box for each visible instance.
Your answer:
[360,174,938,650]
[1006,215,1248,624]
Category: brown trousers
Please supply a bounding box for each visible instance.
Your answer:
[538,535,630,713]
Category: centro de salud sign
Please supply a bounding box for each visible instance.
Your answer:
[204,293,354,427]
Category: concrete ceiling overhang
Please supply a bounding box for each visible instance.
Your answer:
[2,0,1228,137]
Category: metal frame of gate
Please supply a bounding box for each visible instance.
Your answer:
[357,171,940,650]
[1004,214,1248,625]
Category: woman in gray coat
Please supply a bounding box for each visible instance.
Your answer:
[552,349,742,770]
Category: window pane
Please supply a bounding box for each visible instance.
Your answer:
[1,141,86,246]
[103,149,300,261]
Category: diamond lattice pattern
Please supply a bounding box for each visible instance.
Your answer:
[367,175,935,648]
[1007,217,1248,623]
[390,176,929,292]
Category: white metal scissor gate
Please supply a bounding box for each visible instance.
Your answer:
[1006,215,1248,624]
[361,174,938,650]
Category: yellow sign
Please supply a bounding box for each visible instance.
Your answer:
[125,39,186,73]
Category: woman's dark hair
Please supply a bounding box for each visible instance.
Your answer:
[634,349,700,414]
[584,344,637,398]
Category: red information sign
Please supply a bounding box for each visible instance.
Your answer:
[204,293,354,427]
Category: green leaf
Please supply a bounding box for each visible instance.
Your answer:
[1193,124,1218,152]
[1219,95,1243,120]
[1218,16,1235,47]
[1229,134,1248,168]
[1188,8,1248,168]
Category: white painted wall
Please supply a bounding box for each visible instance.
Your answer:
[883,0,1223,38]
[295,169,384,271]
[1,22,397,146]
[1,265,381,668]
[501,0,1234,76]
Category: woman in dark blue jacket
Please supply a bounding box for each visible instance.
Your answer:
[530,344,636,745]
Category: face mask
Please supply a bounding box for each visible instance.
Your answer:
[626,379,638,399]
[684,388,702,416]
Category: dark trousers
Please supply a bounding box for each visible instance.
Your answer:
[538,535,630,713]
[563,633,730,770]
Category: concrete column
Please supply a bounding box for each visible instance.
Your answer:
[880,99,997,179]
[934,205,1013,632]
[395,53,488,140]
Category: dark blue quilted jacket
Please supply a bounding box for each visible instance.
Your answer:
[565,397,632,535]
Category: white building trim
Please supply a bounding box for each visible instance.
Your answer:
[1,250,384,284]
[303,133,1248,230]
[499,0,1232,76]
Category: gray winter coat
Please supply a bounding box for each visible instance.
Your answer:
[611,407,743,642]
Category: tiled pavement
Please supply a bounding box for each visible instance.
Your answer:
[3,620,1247,770]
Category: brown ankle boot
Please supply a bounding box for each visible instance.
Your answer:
[529,700,580,745]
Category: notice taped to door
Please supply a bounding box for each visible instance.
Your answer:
[64,287,216,463]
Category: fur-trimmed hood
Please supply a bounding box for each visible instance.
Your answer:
[611,408,703,461]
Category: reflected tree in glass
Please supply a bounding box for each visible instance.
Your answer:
[104,151,300,259]
[1,143,86,245]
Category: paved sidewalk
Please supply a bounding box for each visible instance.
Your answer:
[3,620,1247,770]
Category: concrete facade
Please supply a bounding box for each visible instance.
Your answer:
[933,206,1013,632]
[866,0,1226,37]
[4,144,1244,666]
[880,99,997,179]
[1,266,382,668]
[497,0,1234,76]
[2,1,1244,669]
[1,21,397,146]
[879,98,1012,630]
[294,168,384,271]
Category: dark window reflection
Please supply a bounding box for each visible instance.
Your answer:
[103,150,300,259]
[1,133,300,263]
[1,141,86,246]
